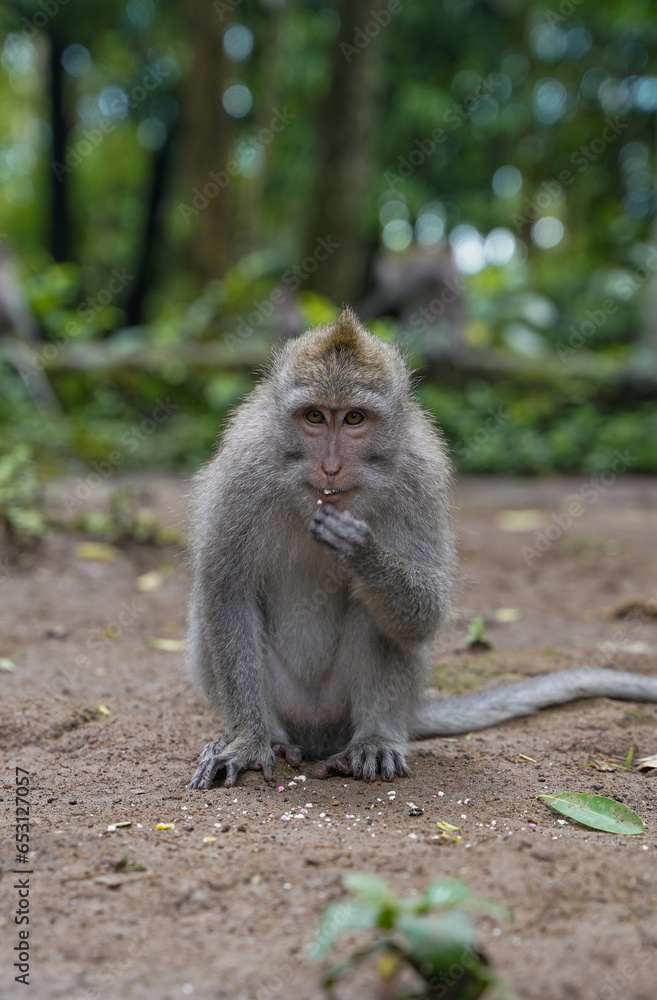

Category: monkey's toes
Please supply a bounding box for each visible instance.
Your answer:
[271,742,303,767]
[313,754,353,779]
[349,740,409,781]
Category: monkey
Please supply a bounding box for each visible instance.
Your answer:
[188,308,657,789]
[358,248,466,362]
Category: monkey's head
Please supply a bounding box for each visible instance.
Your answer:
[267,308,412,520]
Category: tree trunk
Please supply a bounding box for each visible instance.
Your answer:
[302,0,387,304]
[182,1,235,285]
[123,122,177,328]
[48,29,70,262]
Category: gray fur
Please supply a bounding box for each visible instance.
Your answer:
[187,310,657,789]
[414,668,657,739]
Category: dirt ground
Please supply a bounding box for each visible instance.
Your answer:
[1,474,656,1000]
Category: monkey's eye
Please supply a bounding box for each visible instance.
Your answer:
[344,410,365,425]
[305,409,325,424]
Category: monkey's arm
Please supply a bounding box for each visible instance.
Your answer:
[188,559,277,789]
[310,505,447,645]
[413,668,657,738]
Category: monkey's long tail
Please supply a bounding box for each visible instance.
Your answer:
[412,668,657,739]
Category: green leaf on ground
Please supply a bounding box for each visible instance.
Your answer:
[537,792,644,835]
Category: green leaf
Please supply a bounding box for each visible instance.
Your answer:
[467,616,486,643]
[308,900,379,960]
[343,872,395,904]
[398,912,478,972]
[537,793,644,835]
[405,879,470,913]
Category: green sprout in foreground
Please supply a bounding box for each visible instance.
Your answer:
[309,873,509,999]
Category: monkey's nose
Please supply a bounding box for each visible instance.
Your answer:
[321,464,342,478]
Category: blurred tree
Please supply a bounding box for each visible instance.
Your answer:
[302,0,387,303]
[182,0,234,284]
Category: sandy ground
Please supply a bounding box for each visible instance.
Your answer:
[1,474,656,1000]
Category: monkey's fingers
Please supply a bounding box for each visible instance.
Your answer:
[311,511,370,560]
[313,755,352,779]
[313,505,357,525]
[189,737,275,788]
[272,742,303,767]
[313,505,369,538]
[310,520,356,560]
[189,755,226,789]
[188,737,230,789]
[380,748,409,781]
[348,741,410,782]
[225,748,275,786]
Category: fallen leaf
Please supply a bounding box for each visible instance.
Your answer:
[97,704,111,715]
[156,823,174,831]
[0,657,17,672]
[636,756,657,771]
[436,821,460,832]
[147,637,186,652]
[94,872,160,887]
[75,542,118,562]
[537,792,644,835]
[493,607,521,623]
[136,570,163,592]
[518,754,537,763]
[496,509,545,532]
[202,835,218,843]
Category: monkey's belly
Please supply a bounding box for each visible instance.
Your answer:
[267,650,352,757]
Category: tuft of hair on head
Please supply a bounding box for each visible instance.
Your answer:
[281,307,408,401]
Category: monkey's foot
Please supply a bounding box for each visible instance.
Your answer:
[310,506,370,562]
[271,742,303,767]
[314,739,409,782]
[189,735,275,789]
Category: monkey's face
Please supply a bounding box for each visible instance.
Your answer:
[285,402,390,516]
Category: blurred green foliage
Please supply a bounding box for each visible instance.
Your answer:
[309,872,506,999]
[0,444,46,545]
[1,1,657,475]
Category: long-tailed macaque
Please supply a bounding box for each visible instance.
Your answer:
[188,309,657,788]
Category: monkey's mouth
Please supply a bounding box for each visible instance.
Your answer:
[307,485,357,505]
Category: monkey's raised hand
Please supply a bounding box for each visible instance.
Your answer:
[189,734,275,789]
[311,501,443,646]
[310,506,371,561]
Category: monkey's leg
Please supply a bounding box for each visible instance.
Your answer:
[187,565,278,788]
[315,612,421,782]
